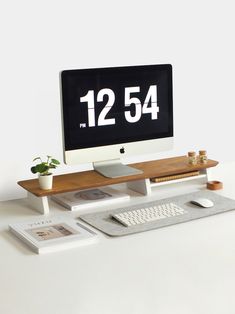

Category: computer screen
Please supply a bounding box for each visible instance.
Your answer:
[60,64,173,178]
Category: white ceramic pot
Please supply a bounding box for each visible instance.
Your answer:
[38,174,53,190]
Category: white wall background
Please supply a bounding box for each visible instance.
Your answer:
[1,0,235,201]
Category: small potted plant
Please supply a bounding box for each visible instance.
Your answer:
[31,156,60,190]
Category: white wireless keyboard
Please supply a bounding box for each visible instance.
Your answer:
[112,202,187,227]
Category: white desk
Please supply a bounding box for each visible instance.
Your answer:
[1,162,235,314]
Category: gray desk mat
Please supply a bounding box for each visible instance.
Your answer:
[80,190,235,237]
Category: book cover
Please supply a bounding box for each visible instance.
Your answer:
[51,187,130,211]
[9,216,98,254]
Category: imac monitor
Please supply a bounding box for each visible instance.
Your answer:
[60,64,173,178]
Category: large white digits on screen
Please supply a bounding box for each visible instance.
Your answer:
[80,90,96,127]
[97,88,115,126]
[81,85,159,127]
[142,85,159,120]
[124,87,142,123]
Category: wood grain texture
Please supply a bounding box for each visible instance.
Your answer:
[150,171,200,183]
[18,156,219,197]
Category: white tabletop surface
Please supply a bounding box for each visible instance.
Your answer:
[1,161,235,314]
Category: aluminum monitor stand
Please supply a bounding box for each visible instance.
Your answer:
[93,159,143,178]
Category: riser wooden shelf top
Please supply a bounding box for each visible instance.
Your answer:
[18,156,219,197]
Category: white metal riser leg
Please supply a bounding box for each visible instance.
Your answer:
[127,179,152,196]
[27,192,50,215]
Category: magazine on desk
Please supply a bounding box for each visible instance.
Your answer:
[51,187,130,211]
[9,216,98,254]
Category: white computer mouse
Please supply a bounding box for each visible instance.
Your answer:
[190,198,214,208]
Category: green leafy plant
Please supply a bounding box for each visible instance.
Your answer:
[31,155,60,176]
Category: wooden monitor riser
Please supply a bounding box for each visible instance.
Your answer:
[18,156,218,215]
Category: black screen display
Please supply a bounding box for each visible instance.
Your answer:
[61,64,173,151]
